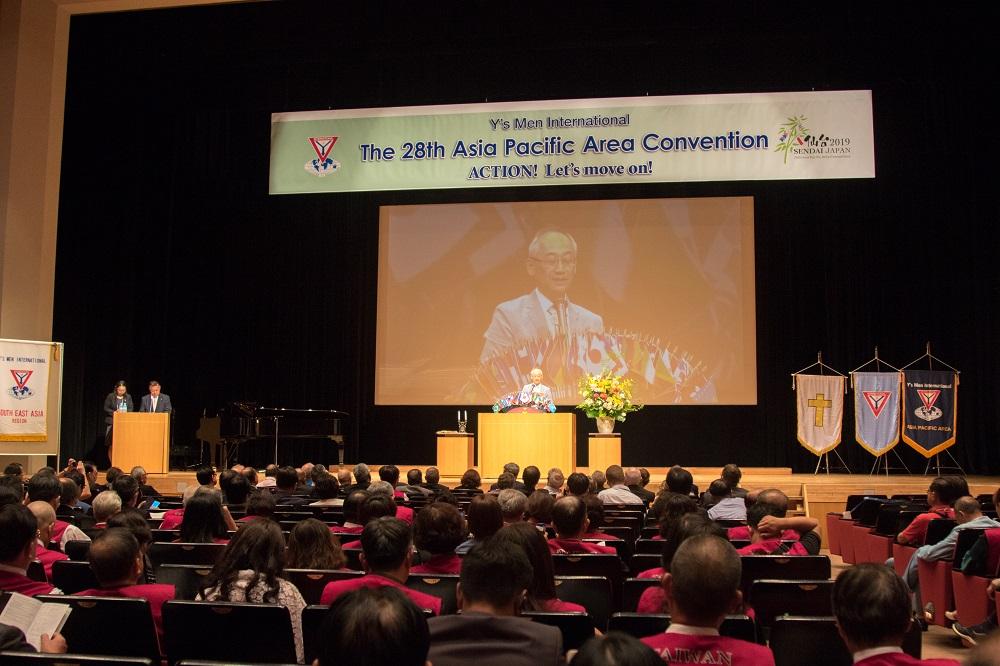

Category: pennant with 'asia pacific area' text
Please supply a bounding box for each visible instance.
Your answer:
[795,374,845,456]
[852,371,901,456]
[901,369,958,458]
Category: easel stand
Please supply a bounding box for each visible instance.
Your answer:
[870,449,911,476]
[814,449,851,474]
[923,451,965,476]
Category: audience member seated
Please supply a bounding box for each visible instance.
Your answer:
[456,494,504,555]
[159,484,199,530]
[370,480,414,524]
[219,470,252,509]
[287,517,347,570]
[107,509,156,583]
[566,472,591,498]
[637,513,726,613]
[498,488,528,525]
[92,489,122,528]
[342,463,371,494]
[0,503,60,595]
[239,490,276,523]
[331,490,368,536]
[399,468,433,499]
[75,527,175,649]
[26,502,69,580]
[651,467,699,514]
[590,470,607,493]
[131,466,161,498]
[422,467,448,495]
[726,488,818,543]
[490,472,517,496]
[544,468,565,497]
[494,522,585,613]
[112,473,146,515]
[705,478,748,521]
[895,476,966,546]
[581,496,623,543]
[316,586,431,666]
[256,463,278,488]
[597,466,643,506]
[489,463,526,493]
[177,490,235,543]
[241,465,259,487]
[574,631,661,666]
[526,490,555,529]
[522,465,541,495]
[309,473,343,507]
[427,537,563,666]
[627,467,655,504]
[341,495,401,549]
[411,502,466,574]
[736,502,818,555]
[320,517,443,614]
[377,465,407,500]
[641,536,775,664]
[197,519,306,662]
[548,495,616,554]
[0,621,67,654]
[832,563,959,665]
[28,472,90,550]
[194,465,217,490]
[456,468,483,493]
[56,476,86,518]
[648,494,700,545]
[0,475,25,505]
[274,465,311,506]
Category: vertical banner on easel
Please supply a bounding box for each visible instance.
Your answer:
[901,369,958,458]
[0,340,51,440]
[853,371,901,456]
[795,374,845,455]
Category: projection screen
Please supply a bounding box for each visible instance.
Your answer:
[376,197,756,406]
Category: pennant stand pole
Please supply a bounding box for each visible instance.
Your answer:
[794,352,851,475]
[814,449,851,475]
[901,343,964,476]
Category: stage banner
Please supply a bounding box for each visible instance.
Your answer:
[852,371,901,456]
[901,369,958,458]
[795,374,845,456]
[270,90,874,194]
[0,340,51,441]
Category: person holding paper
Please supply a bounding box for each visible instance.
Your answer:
[0,622,67,653]
[480,230,603,362]
[0,504,60,596]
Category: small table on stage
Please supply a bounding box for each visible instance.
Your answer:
[588,432,621,471]
[436,432,475,476]
[478,411,575,478]
[112,412,170,474]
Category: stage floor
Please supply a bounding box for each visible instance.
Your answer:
[138,466,1000,545]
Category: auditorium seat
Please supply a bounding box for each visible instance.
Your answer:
[593,526,632,542]
[151,529,181,542]
[37,595,160,661]
[148,542,226,570]
[628,553,661,577]
[768,615,922,666]
[622,577,660,612]
[342,547,363,570]
[162,600,296,664]
[951,567,993,627]
[522,611,594,651]
[64,539,91,562]
[582,538,629,560]
[633,539,663,554]
[156,563,214,600]
[738,555,831,598]
[302,604,329,665]
[0,654,153,666]
[286,568,364,605]
[551,553,624,607]
[640,526,659,539]
[608,613,756,643]
[51,559,98,594]
[553,575,612,630]
[918,526,987,626]
[176,662,297,666]
[599,516,640,542]
[406,573,459,614]
[25,560,46,582]
[748,579,834,630]
[824,513,843,555]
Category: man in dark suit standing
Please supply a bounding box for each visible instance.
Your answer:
[139,380,172,414]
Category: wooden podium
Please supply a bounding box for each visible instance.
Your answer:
[112,412,170,474]
[478,412,575,478]
[588,433,621,471]
[436,432,475,476]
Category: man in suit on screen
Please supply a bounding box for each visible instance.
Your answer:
[139,380,172,414]
[480,229,603,362]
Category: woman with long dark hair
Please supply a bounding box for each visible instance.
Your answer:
[197,519,306,662]
[493,522,585,613]
[286,518,347,570]
[177,491,233,544]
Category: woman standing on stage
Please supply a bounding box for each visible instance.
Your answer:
[103,380,133,462]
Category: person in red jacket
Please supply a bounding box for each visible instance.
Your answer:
[0,504,59,596]
[411,502,466,575]
[75,527,175,653]
[832,563,958,665]
[895,476,966,546]
[736,502,818,556]
[641,535,775,665]
[547,495,617,555]
[26,501,69,581]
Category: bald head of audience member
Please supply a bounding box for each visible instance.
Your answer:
[360,517,413,581]
[755,488,789,516]
[337,468,353,486]
[954,496,984,524]
[424,467,440,486]
[458,538,533,617]
[832,563,913,654]
[317,586,431,666]
[497,488,527,524]
[552,495,588,539]
[88,527,144,587]
[343,490,369,525]
[27,501,57,545]
[663,535,743,627]
[624,467,642,487]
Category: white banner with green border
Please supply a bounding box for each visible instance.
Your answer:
[269,90,874,194]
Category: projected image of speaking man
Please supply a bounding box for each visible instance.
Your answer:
[480,229,603,362]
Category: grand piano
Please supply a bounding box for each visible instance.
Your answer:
[201,402,347,468]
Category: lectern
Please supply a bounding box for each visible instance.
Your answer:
[478,412,575,478]
[112,412,170,473]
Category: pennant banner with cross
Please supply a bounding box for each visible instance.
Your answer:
[852,371,902,456]
[795,374,845,456]
[901,369,959,458]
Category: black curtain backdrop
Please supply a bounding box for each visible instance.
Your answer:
[53,2,1000,474]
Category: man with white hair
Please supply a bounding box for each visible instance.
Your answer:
[520,368,553,406]
[369,480,414,524]
[498,488,527,524]
[92,490,122,528]
[480,229,603,361]
[544,468,565,497]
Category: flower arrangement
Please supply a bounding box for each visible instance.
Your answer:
[576,369,643,421]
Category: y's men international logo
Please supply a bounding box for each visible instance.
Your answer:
[915,389,943,422]
[862,391,891,419]
[8,369,33,400]
[776,115,853,164]
[305,136,341,177]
